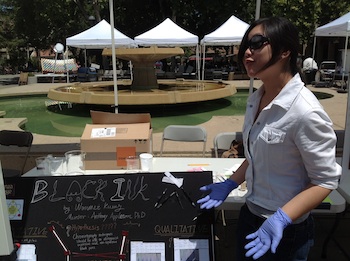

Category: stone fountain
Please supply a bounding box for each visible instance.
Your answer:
[47,47,237,105]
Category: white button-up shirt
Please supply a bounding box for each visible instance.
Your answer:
[243,74,340,221]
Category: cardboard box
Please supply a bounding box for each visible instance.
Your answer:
[80,111,152,170]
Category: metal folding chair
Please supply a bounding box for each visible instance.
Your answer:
[0,130,33,177]
[213,132,243,158]
[160,125,207,157]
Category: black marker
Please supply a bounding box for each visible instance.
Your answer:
[192,211,205,221]
[156,191,176,209]
[181,187,196,208]
[175,192,184,209]
[155,188,167,208]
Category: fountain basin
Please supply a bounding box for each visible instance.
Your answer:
[47,79,236,105]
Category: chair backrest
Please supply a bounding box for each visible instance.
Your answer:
[213,132,243,158]
[160,125,207,157]
[41,58,78,73]
[177,65,185,74]
[18,72,29,85]
[78,67,89,74]
[335,129,345,157]
[0,130,33,176]
[186,65,194,73]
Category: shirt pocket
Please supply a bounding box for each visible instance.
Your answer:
[260,127,286,144]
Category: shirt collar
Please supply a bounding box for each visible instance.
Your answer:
[248,73,304,111]
[273,73,304,111]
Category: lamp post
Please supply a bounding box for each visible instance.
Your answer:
[109,0,118,113]
[52,43,65,83]
[255,0,261,20]
[88,15,96,25]
[249,0,261,95]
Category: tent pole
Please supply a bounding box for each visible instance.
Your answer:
[198,44,201,80]
[342,64,350,172]
[65,46,69,83]
[196,44,200,80]
[312,35,317,69]
[84,48,87,67]
[109,0,118,113]
[202,44,206,81]
[52,52,58,83]
[341,33,349,90]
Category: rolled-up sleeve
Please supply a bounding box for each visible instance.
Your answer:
[295,109,340,189]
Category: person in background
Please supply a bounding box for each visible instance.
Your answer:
[302,57,318,71]
[197,17,340,261]
[221,140,244,158]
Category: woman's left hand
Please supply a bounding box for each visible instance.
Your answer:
[244,208,292,259]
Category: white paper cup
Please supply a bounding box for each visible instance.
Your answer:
[140,153,153,172]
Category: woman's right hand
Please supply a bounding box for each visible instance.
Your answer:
[197,179,238,209]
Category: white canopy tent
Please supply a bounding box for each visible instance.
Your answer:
[66,19,135,66]
[134,18,198,46]
[201,15,249,45]
[200,15,249,80]
[66,19,135,49]
[134,18,200,79]
[314,12,350,89]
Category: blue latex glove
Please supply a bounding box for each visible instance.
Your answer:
[245,208,292,260]
[197,179,238,209]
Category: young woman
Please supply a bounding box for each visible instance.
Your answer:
[197,17,341,260]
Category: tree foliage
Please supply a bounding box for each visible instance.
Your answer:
[0,0,350,69]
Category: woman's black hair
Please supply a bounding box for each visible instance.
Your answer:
[238,17,300,76]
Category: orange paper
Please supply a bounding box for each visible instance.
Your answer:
[117,147,136,166]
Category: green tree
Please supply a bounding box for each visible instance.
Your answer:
[319,0,350,26]
[0,0,27,71]
[1,0,350,70]
[14,0,85,49]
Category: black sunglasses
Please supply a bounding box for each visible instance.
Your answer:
[247,35,269,51]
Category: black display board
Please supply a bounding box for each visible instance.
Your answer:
[5,171,215,261]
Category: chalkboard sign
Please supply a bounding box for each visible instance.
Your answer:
[5,171,215,261]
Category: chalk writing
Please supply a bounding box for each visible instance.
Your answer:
[12,226,48,238]
[100,222,118,230]
[75,203,101,211]
[73,233,119,251]
[67,224,100,233]
[109,212,132,221]
[154,224,203,236]
[151,224,208,235]
[97,232,119,246]
[74,233,98,251]
[110,177,149,201]
[123,221,141,227]
[65,213,86,221]
[31,176,150,204]
[103,202,124,212]
[90,212,109,222]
